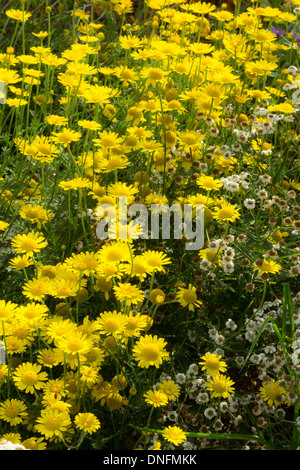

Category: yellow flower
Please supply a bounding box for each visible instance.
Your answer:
[267,102,295,114]
[58,177,90,191]
[45,115,68,126]
[32,31,49,39]
[143,389,169,408]
[95,310,128,338]
[80,366,101,386]
[184,2,216,15]
[260,380,286,407]
[74,412,101,434]
[6,9,32,22]
[140,67,168,87]
[141,250,171,274]
[6,98,28,107]
[67,62,97,76]
[13,362,48,394]
[177,129,203,150]
[55,330,93,357]
[162,426,187,446]
[113,65,138,84]
[11,231,47,256]
[119,35,143,50]
[176,284,202,311]
[254,259,282,278]
[37,349,60,369]
[199,247,223,267]
[189,42,215,55]
[50,278,80,299]
[210,10,234,22]
[289,179,300,191]
[249,29,277,43]
[15,302,49,328]
[95,262,126,282]
[0,221,9,231]
[149,288,165,304]
[107,181,138,203]
[106,391,128,410]
[0,399,28,426]
[21,437,47,450]
[19,203,53,229]
[64,251,101,276]
[197,174,223,191]
[199,353,227,376]
[0,67,21,85]
[78,119,102,131]
[212,201,241,223]
[51,128,82,146]
[132,334,170,369]
[205,374,235,398]
[34,409,71,441]
[22,277,51,301]
[158,380,180,400]
[152,440,162,450]
[97,241,133,264]
[123,312,150,338]
[113,282,144,307]
[44,317,77,344]
[5,336,28,355]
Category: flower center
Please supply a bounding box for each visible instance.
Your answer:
[82,258,98,270]
[51,384,63,393]
[164,385,175,395]
[67,339,84,352]
[182,134,197,146]
[104,265,118,275]
[183,290,197,303]
[169,430,179,440]
[148,69,164,81]
[13,328,28,339]
[126,319,139,331]
[55,327,69,336]
[126,136,138,147]
[206,357,220,370]
[102,319,120,333]
[31,285,46,296]
[22,371,38,385]
[212,379,227,393]
[57,287,72,296]
[36,144,52,155]
[45,416,62,431]
[218,208,234,219]
[261,262,273,272]
[21,240,37,251]
[106,251,122,262]
[24,308,37,319]
[266,384,281,399]
[101,137,116,147]
[141,344,160,361]
[5,405,20,418]
[107,158,122,170]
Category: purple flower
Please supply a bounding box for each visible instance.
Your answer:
[271,27,286,37]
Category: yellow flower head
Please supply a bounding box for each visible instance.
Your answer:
[205,373,235,399]
[199,352,227,376]
[132,334,170,369]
